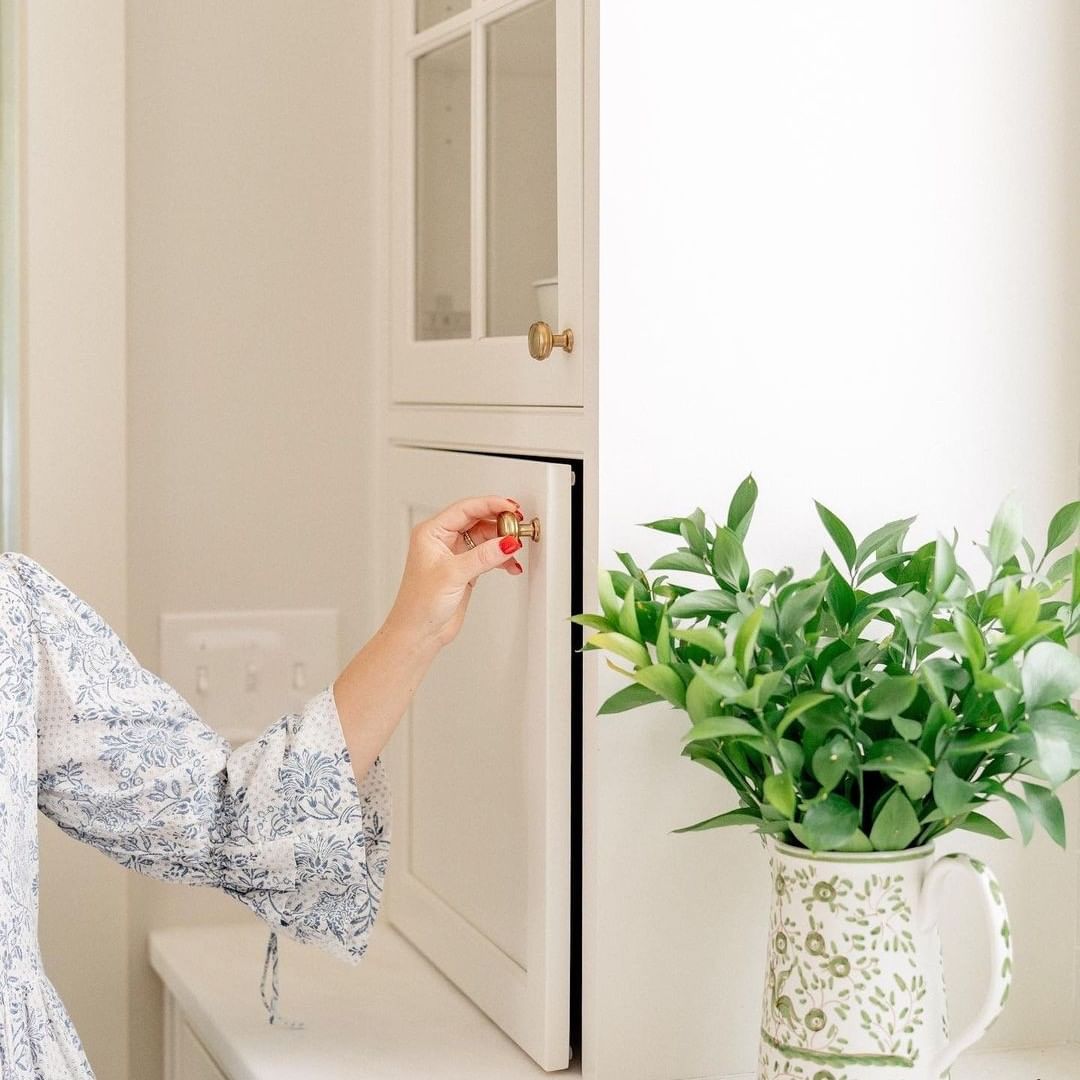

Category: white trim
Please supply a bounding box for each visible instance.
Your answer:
[0,0,24,551]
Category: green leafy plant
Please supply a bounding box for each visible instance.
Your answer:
[575,476,1080,852]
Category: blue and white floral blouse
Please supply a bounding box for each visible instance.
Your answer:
[0,551,391,1079]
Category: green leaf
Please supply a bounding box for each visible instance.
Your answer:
[1022,782,1067,847]
[795,795,860,851]
[892,715,923,741]
[655,612,672,665]
[733,670,786,710]
[854,516,917,570]
[597,682,662,715]
[1031,725,1073,786]
[583,630,648,665]
[933,534,957,597]
[1021,641,1080,709]
[945,730,1016,757]
[1001,790,1035,844]
[899,771,932,801]
[778,581,829,638]
[764,773,796,819]
[667,625,727,656]
[585,631,651,669]
[862,740,932,774]
[933,759,978,817]
[812,735,854,792]
[1045,500,1080,556]
[988,493,1023,570]
[835,829,873,852]
[618,588,641,642]
[778,739,804,777]
[824,569,857,629]
[956,811,1010,841]
[667,589,739,618]
[1029,708,1080,765]
[568,612,614,632]
[710,526,750,590]
[638,517,685,535]
[869,788,921,851]
[776,692,830,732]
[814,500,857,573]
[727,473,758,541]
[632,663,686,708]
[862,675,919,719]
[648,551,711,575]
[682,715,760,741]
[1000,585,1040,637]
[952,609,987,671]
[597,568,621,624]
[680,518,707,557]
[672,808,778,834]
[734,607,764,677]
[1073,548,1080,609]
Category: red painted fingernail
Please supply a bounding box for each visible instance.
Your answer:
[511,559,523,573]
[514,509,524,521]
[500,536,521,554]
[507,498,520,507]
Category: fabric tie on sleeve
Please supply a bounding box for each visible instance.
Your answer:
[260,930,306,1028]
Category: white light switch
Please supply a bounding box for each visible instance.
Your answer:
[159,608,339,745]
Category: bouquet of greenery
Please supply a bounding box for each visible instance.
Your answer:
[574,477,1080,852]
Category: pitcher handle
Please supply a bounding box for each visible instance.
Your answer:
[917,852,1013,1078]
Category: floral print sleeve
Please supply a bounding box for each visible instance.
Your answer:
[9,552,391,1015]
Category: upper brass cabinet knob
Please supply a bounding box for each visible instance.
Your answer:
[528,321,574,361]
[496,510,541,544]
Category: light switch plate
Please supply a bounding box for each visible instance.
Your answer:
[159,609,339,745]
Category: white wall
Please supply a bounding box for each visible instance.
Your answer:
[124,4,380,1077]
[597,3,1080,1077]
[21,3,130,1078]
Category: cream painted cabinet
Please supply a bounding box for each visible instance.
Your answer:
[390,0,584,407]
[380,446,576,1071]
[164,993,230,1080]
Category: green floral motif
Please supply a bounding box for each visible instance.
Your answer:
[859,971,927,1058]
[761,850,934,1076]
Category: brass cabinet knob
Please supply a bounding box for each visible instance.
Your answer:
[496,510,541,544]
[528,321,574,361]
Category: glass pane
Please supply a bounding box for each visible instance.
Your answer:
[417,0,470,34]
[486,0,557,338]
[415,36,471,341]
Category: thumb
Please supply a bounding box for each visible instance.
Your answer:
[460,534,521,579]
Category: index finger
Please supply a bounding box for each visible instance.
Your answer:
[429,495,519,535]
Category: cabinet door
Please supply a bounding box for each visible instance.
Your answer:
[390,0,584,407]
[382,446,573,1070]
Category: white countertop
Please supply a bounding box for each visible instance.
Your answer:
[149,923,577,1080]
[150,924,1079,1080]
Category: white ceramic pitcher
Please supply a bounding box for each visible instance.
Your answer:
[757,838,1012,1080]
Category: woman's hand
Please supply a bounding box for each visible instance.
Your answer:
[386,494,526,650]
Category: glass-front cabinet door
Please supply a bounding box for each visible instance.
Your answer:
[391,0,583,407]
